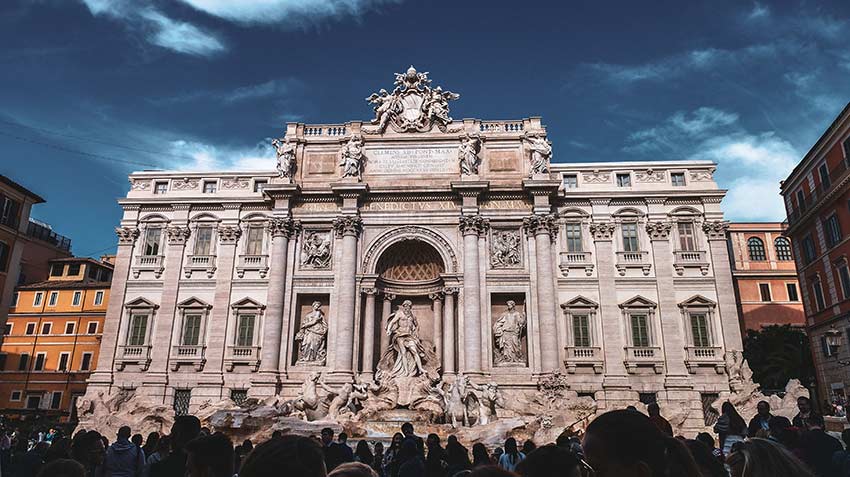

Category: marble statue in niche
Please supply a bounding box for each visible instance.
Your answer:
[493,300,527,365]
[295,301,328,364]
[458,134,481,175]
[525,134,552,175]
[339,135,364,179]
[272,137,296,178]
[490,230,522,268]
[301,231,331,269]
[380,300,434,379]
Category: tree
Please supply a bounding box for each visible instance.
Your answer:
[743,325,814,392]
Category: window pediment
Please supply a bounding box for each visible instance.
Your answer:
[124,297,158,310]
[678,295,716,308]
[619,295,657,309]
[177,297,212,310]
[231,297,265,310]
[561,296,599,309]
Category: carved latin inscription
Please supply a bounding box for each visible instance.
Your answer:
[366,147,457,175]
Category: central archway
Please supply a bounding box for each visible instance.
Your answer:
[376,240,445,284]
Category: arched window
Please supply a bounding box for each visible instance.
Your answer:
[748,237,766,261]
[774,237,793,261]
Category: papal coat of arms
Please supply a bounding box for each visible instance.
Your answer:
[366,66,460,133]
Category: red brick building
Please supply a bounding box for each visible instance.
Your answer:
[727,222,805,333]
[781,102,850,405]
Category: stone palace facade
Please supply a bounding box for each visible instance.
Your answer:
[87,67,745,432]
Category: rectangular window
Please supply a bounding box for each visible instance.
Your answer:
[72,291,82,306]
[0,197,20,227]
[671,172,686,186]
[245,226,264,255]
[563,174,578,189]
[194,226,214,255]
[87,322,98,334]
[839,263,850,300]
[236,314,255,346]
[154,182,168,194]
[50,263,64,276]
[825,215,842,247]
[677,222,697,251]
[25,395,40,410]
[253,180,267,193]
[89,265,99,280]
[759,283,772,302]
[58,352,69,371]
[3,323,10,335]
[616,173,632,187]
[11,292,18,307]
[203,181,217,193]
[41,323,51,335]
[572,314,591,347]
[802,235,817,264]
[231,389,248,405]
[0,354,6,370]
[844,137,850,162]
[813,278,827,311]
[67,263,81,275]
[33,353,45,371]
[127,313,149,346]
[173,389,191,416]
[80,352,92,371]
[25,323,35,335]
[621,223,639,252]
[47,291,58,307]
[690,313,711,347]
[630,314,650,347]
[10,391,21,402]
[18,354,29,371]
[50,392,62,410]
[94,291,104,306]
[787,283,799,301]
[182,314,202,346]
[819,163,831,190]
[0,241,7,272]
[64,322,75,335]
[143,227,162,256]
[33,292,43,307]
[797,190,806,211]
[565,223,583,252]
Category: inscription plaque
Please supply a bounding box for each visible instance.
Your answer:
[366,147,457,175]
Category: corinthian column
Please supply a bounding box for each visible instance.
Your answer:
[429,291,444,364]
[703,221,743,353]
[361,288,377,377]
[380,293,395,356]
[524,214,559,373]
[332,215,362,375]
[258,218,299,377]
[459,215,488,374]
[442,287,458,374]
[148,225,191,378]
[590,221,629,384]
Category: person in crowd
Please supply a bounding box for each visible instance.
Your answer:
[684,439,727,477]
[103,426,145,477]
[582,409,699,476]
[661,437,702,476]
[383,433,403,477]
[46,436,72,462]
[131,434,144,448]
[468,465,519,477]
[18,441,49,477]
[321,427,352,471]
[184,432,233,477]
[748,401,774,437]
[142,435,169,477]
[446,437,471,476]
[497,438,524,472]
[355,440,374,466]
[199,427,211,437]
[329,462,380,477]
[792,396,820,429]
[425,433,447,477]
[647,402,674,437]
[491,447,503,464]
[726,437,814,477]
[472,443,492,467]
[45,428,57,444]
[37,458,87,477]
[714,401,748,456]
[520,440,536,456]
[396,439,425,477]
[0,428,12,471]
[695,432,722,461]
[239,434,326,477]
[150,415,201,477]
[141,432,159,459]
[339,433,356,462]
[72,430,106,477]
[401,423,425,455]
[514,444,581,477]
[832,428,850,477]
[271,430,283,439]
[799,413,842,477]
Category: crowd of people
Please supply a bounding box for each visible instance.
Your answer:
[1,395,849,477]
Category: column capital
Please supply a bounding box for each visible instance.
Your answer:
[458,214,490,236]
[217,225,242,244]
[382,292,396,302]
[645,221,673,241]
[589,221,617,241]
[333,215,363,238]
[442,286,460,295]
[268,217,301,238]
[522,213,558,239]
[115,227,140,245]
[166,226,191,245]
[428,291,445,301]
[702,220,729,241]
[363,287,378,296]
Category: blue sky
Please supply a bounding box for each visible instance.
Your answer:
[1,0,848,257]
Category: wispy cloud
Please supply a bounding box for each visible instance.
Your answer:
[165,138,276,171]
[176,0,401,27]
[154,79,300,105]
[745,2,770,21]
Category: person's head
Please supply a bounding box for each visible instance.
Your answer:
[504,437,518,455]
[239,434,326,477]
[390,432,403,450]
[721,401,747,432]
[426,433,440,448]
[726,438,814,477]
[695,432,715,449]
[36,458,86,477]
[661,437,701,477]
[72,430,105,466]
[515,444,581,477]
[338,433,348,444]
[447,435,458,445]
[398,439,419,462]
[797,396,811,414]
[401,422,414,437]
[200,427,211,437]
[684,440,726,477]
[185,432,234,477]
[355,441,372,459]
[767,415,791,437]
[271,430,283,439]
[171,415,202,451]
[647,402,660,417]
[583,410,671,477]
[469,465,519,477]
[757,401,771,416]
[144,432,160,449]
[521,440,536,454]
[131,434,143,447]
[327,462,379,477]
[493,447,503,458]
[243,439,254,451]
[805,413,825,431]
[472,443,490,464]
[321,428,334,446]
[374,442,384,455]
[45,437,72,462]
[156,435,171,455]
[625,405,638,412]
[117,426,131,441]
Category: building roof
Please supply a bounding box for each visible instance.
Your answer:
[0,175,45,203]
[48,257,115,269]
[16,279,111,291]
[781,101,850,191]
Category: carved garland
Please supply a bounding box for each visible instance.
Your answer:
[217,226,242,244]
[589,222,617,241]
[362,225,459,273]
[645,221,673,240]
[166,226,191,245]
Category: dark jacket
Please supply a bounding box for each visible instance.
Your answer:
[747,413,773,437]
[398,455,426,477]
[801,430,843,477]
[104,438,145,477]
[149,449,187,477]
[324,442,353,471]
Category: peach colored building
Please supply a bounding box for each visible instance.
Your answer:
[727,223,805,333]
[0,257,112,420]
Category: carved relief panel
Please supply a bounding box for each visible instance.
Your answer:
[300,230,333,270]
[489,229,523,269]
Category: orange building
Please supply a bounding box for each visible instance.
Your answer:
[0,257,112,420]
[728,222,805,333]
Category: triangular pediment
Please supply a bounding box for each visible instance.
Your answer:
[177,297,211,309]
[561,295,599,309]
[231,297,265,310]
[678,295,716,308]
[124,297,158,309]
[619,295,657,309]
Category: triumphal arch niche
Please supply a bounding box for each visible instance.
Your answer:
[87,65,752,442]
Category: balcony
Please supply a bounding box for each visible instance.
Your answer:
[673,250,709,276]
[615,251,651,276]
[624,346,663,374]
[170,345,206,371]
[236,254,269,279]
[564,346,603,374]
[116,345,152,371]
[224,345,261,372]
[183,255,217,279]
[133,255,164,279]
[558,251,594,277]
[684,346,725,374]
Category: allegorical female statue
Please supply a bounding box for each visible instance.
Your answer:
[526,135,552,175]
[295,301,328,364]
[384,300,428,378]
[493,300,526,364]
[339,135,364,179]
[458,134,481,175]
